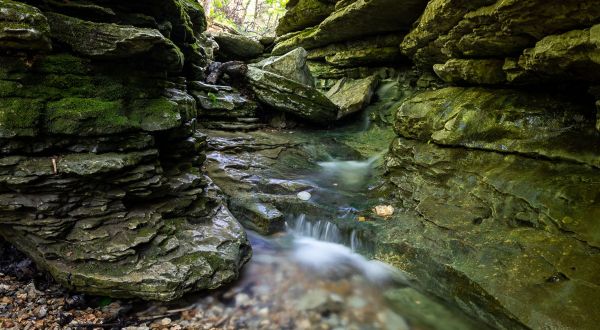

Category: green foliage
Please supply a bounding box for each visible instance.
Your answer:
[204,0,289,34]
[207,92,218,106]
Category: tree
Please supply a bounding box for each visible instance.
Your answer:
[201,0,288,35]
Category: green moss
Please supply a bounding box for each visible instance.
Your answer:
[0,80,22,97]
[0,98,44,137]
[130,98,182,132]
[46,97,131,135]
[33,54,90,75]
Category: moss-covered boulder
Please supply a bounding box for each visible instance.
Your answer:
[509,24,600,83]
[307,34,405,68]
[245,66,339,123]
[212,32,264,61]
[433,59,506,85]
[46,12,184,71]
[0,0,51,51]
[326,75,379,119]
[254,47,315,87]
[273,0,428,55]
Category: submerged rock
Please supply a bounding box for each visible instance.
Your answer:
[245,66,339,123]
[326,75,379,119]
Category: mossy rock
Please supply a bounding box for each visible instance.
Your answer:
[433,59,506,85]
[0,0,52,51]
[276,0,335,36]
[212,32,264,61]
[46,12,184,72]
[395,87,600,168]
[272,0,428,55]
[46,97,131,136]
[130,98,183,132]
[0,98,44,138]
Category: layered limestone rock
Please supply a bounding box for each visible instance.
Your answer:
[371,1,600,328]
[326,75,379,119]
[381,137,600,329]
[246,66,339,123]
[212,32,264,61]
[273,0,428,55]
[271,0,422,117]
[0,0,250,301]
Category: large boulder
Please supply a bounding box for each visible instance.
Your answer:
[254,47,315,87]
[245,66,339,123]
[326,75,379,119]
[0,0,51,51]
[46,12,184,71]
[212,32,264,61]
[307,34,405,68]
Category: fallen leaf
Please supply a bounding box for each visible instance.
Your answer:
[373,205,394,218]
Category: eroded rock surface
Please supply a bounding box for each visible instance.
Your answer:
[0,0,250,301]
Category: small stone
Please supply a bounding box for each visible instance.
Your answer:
[160,318,172,326]
[297,191,312,201]
[36,306,47,318]
[373,205,394,218]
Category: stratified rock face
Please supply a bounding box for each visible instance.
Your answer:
[355,1,600,329]
[276,0,336,36]
[0,0,250,301]
[273,0,428,55]
[402,0,600,85]
[382,137,600,329]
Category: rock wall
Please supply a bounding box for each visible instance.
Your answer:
[0,0,250,301]
[272,0,600,329]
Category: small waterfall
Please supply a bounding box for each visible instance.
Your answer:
[287,214,370,254]
[290,214,342,243]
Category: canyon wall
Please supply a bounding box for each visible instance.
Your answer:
[272,0,600,328]
[0,0,250,301]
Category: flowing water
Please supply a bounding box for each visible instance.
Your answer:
[187,114,486,329]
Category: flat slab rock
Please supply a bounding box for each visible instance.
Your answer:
[326,75,380,119]
[245,66,339,123]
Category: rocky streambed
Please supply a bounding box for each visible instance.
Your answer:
[2,0,600,329]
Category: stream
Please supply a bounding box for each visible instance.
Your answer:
[158,113,488,330]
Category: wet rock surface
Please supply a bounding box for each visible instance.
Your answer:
[0,0,250,301]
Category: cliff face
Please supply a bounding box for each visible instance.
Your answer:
[0,0,250,301]
[272,0,600,329]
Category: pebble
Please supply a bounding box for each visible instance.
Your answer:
[297,191,312,201]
